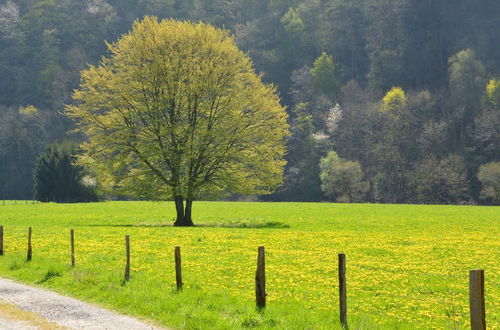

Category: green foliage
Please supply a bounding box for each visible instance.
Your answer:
[33,142,98,203]
[416,155,470,204]
[277,103,323,201]
[485,78,500,110]
[473,81,500,163]
[372,86,415,203]
[311,52,340,102]
[382,87,407,115]
[0,105,50,199]
[478,162,500,204]
[448,49,486,122]
[313,0,368,83]
[281,8,304,34]
[319,151,368,202]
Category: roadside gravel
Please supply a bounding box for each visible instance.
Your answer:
[0,277,163,329]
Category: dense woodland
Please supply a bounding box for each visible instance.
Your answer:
[1,0,499,204]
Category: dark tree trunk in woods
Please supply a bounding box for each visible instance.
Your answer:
[173,196,194,227]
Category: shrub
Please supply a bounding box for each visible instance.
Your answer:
[34,141,98,202]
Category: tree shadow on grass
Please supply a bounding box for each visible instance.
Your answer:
[197,221,290,229]
[76,221,289,229]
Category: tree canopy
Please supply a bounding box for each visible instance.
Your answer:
[66,17,288,225]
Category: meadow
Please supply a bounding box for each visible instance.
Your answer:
[0,201,498,329]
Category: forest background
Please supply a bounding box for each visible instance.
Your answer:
[1,0,499,205]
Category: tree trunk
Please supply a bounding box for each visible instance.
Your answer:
[184,198,194,226]
[347,185,353,203]
[173,196,194,227]
[174,195,185,226]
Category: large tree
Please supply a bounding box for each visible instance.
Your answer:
[66,17,288,226]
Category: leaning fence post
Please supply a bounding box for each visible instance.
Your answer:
[339,253,347,328]
[175,246,183,290]
[124,235,130,282]
[27,227,32,261]
[70,229,75,267]
[469,270,486,330]
[255,246,266,309]
[0,226,3,256]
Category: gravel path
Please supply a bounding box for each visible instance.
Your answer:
[0,298,57,329]
[0,277,163,329]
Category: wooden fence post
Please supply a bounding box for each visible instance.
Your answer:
[0,226,3,256]
[124,235,130,282]
[27,227,32,261]
[338,253,347,328]
[255,246,266,309]
[175,247,183,290]
[469,270,486,330]
[70,229,75,267]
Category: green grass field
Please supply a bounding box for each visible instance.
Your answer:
[0,201,498,329]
